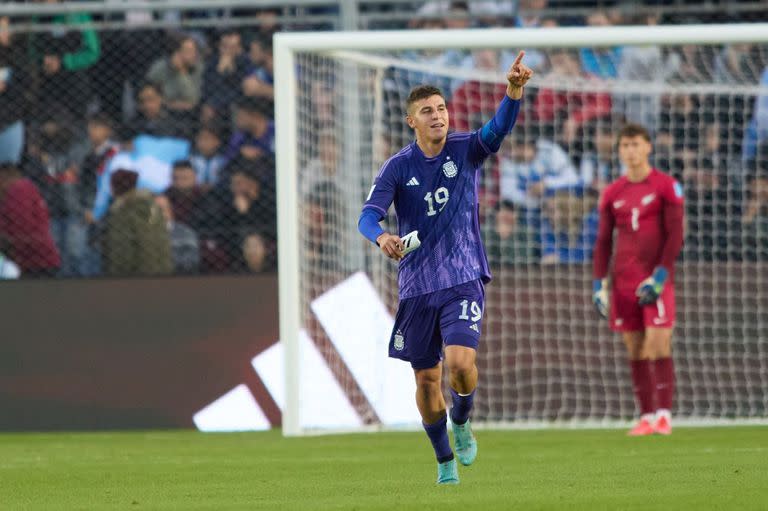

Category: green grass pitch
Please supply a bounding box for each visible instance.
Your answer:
[2,427,766,510]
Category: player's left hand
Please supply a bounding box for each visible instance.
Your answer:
[636,266,669,305]
[507,51,534,89]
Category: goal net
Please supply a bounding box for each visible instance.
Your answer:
[276,25,768,434]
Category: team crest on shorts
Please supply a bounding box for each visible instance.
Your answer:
[393,330,405,351]
[442,160,458,178]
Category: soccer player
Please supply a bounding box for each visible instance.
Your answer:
[358,52,532,484]
[592,123,685,436]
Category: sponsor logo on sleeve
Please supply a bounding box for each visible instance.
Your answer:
[673,181,683,198]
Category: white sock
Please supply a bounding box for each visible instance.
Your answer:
[641,413,655,423]
[656,409,671,421]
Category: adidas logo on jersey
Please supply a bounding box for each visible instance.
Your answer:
[470,323,479,332]
[406,177,420,186]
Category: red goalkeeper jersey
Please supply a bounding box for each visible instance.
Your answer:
[593,168,684,290]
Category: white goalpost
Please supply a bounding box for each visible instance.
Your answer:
[275,23,768,436]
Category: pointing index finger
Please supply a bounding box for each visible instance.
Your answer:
[512,50,525,67]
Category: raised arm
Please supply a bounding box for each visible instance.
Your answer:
[477,51,533,154]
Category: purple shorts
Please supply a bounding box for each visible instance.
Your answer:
[389,279,485,369]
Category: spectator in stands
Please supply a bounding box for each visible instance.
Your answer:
[304,181,340,274]
[742,66,768,161]
[130,82,191,139]
[714,44,765,84]
[485,200,538,266]
[613,13,672,132]
[241,231,269,273]
[0,163,60,277]
[535,47,612,146]
[300,130,339,198]
[146,33,204,115]
[164,160,205,227]
[243,35,274,101]
[190,122,226,188]
[24,108,89,277]
[201,29,250,122]
[82,113,120,224]
[223,97,275,167]
[194,160,275,273]
[540,189,598,264]
[154,193,200,274]
[579,11,622,79]
[515,0,547,28]
[684,121,741,262]
[667,45,716,84]
[742,143,768,261]
[451,49,508,131]
[576,119,616,194]
[498,130,579,213]
[79,113,120,275]
[0,15,29,165]
[103,169,173,276]
[29,0,100,118]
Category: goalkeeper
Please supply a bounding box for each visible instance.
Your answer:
[592,123,684,437]
[358,52,532,484]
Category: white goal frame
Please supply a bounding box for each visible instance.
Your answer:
[275,23,768,437]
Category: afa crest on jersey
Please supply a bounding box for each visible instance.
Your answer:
[442,160,458,178]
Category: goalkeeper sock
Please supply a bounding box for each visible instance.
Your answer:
[630,359,656,416]
[449,388,475,426]
[423,414,454,463]
[653,357,675,411]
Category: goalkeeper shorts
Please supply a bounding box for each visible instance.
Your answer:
[610,283,676,331]
[388,279,485,369]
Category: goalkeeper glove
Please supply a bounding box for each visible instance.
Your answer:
[636,266,668,306]
[592,278,609,319]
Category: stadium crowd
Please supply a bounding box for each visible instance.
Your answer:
[0,0,766,278]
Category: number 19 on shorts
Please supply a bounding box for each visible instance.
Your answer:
[459,300,482,322]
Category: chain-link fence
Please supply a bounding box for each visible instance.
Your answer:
[0,1,766,279]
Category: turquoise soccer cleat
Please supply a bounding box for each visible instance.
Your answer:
[436,458,459,485]
[452,420,477,466]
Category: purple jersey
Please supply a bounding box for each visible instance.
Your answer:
[363,131,492,299]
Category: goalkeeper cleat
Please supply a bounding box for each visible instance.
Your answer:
[436,458,459,485]
[654,415,672,435]
[452,420,477,466]
[627,418,655,436]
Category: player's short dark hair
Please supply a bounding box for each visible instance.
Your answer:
[87,112,114,130]
[172,159,194,172]
[618,123,651,143]
[235,96,274,117]
[406,85,446,112]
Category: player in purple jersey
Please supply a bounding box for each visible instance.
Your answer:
[358,52,533,485]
